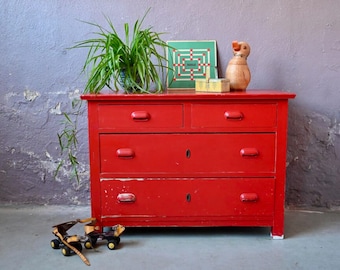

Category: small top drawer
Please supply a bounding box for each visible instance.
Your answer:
[97,104,183,129]
[191,103,277,129]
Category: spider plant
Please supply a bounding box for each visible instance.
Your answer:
[55,10,171,183]
[72,9,170,93]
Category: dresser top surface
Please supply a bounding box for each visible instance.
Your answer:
[81,89,296,101]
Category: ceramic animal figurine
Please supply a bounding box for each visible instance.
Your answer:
[226,41,251,91]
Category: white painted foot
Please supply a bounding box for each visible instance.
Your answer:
[271,233,284,240]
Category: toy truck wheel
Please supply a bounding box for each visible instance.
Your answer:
[61,246,71,256]
[50,239,60,249]
[85,236,97,249]
[62,243,82,256]
[107,239,118,250]
[84,240,93,249]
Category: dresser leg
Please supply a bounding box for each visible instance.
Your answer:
[270,231,284,240]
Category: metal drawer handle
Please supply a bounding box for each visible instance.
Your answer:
[131,111,150,121]
[117,193,136,203]
[224,111,243,120]
[116,148,135,158]
[240,193,258,202]
[240,148,259,157]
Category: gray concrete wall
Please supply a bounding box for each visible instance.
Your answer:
[1,1,339,208]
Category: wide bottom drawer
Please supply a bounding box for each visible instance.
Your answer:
[101,178,274,219]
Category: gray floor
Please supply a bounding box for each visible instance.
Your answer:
[0,205,339,270]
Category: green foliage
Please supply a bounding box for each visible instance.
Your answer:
[71,9,170,93]
[55,9,171,183]
[55,100,82,183]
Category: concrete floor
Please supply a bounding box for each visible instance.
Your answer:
[0,205,339,270]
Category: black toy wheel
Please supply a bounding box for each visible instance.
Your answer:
[84,236,97,249]
[61,242,82,256]
[84,240,93,249]
[50,239,60,249]
[61,246,71,256]
[107,239,118,250]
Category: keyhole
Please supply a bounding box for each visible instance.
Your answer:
[186,149,191,158]
[186,193,191,202]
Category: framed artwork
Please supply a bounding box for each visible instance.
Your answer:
[167,40,217,88]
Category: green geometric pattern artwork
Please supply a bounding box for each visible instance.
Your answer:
[167,40,217,88]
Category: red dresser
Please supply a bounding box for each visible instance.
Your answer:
[81,89,295,239]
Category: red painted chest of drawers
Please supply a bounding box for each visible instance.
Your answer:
[81,89,295,239]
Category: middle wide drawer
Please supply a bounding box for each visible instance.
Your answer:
[99,133,276,175]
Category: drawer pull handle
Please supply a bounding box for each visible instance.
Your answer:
[131,111,150,121]
[240,193,258,202]
[117,193,136,203]
[240,148,259,157]
[224,111,243,120]
[116,148,135,158]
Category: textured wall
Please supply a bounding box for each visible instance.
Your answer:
[0,1,339,208]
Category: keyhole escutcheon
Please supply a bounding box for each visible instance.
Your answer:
[186,193,191,202]
[186,149,191,158]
